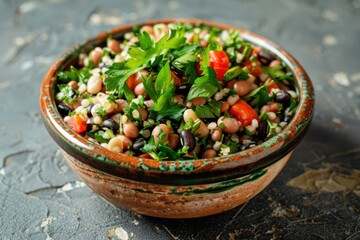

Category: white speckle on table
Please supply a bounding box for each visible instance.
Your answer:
[132,219,139,225]
[333,72,350,87]
[19,2,39,14]
[41,216,54,228]
[323,35,337,46]
[45,234,53,240]
[322,9,339,22]
[108,227,129,240]
[57,181,85,193]
[89,13,124,26]
[0,168,5,176]
[21,60,34,71]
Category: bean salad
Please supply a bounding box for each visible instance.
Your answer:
[55,22,299,160]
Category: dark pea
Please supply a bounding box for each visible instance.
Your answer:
[86,123,92,131]
[87,104,94,116]
[283,115,292,123]
[133,141,145,153]
[180,130,195,152]
[57,104,72,116]
[258,50,275,65]
[275,90,291,105]
[175,82,192,95]
[257,121,268,140]
[102,119,119,132]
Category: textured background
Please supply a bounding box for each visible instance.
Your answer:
[0,0,359,239]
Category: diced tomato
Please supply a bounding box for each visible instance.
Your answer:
[229,100,260,127]
[67,114,87,133]
[265,78,279,93]
[138,153,151,159]
[170,71,182,85]
[209,50,230,81]
[243,60,262,77]
[197,50,230,81]
[126,74,137,91]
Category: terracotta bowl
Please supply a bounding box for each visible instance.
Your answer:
[40,19,314,218]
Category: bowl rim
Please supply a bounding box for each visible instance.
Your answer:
[40,18,314,184]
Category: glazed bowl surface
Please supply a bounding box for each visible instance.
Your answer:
[40,19,314,218]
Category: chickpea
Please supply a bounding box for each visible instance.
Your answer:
[211,128,222,142]
[140,25,154,36]
[107,39,121,53]
[144,99,155,108]
[152,124,170,144]
[202,149,217,158]
[123,121,139,139]
[138,108,148,120]
[221,102,229,112]
[90,48,102,66]
[115,99,128,113]
[222,117,240,133]
[168,133,180,150]
[134,83,146,96]
[191,97,206,106]
[107,135,132,153]
[226,79,237,89]
[68,80,78,89]
[233,80,252,96]
[87,75,102,94]
[269,60,281,67]
[174,95,185,105]
[153,23,168,40]
[183,109,209,138]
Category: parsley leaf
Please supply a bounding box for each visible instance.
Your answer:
[195,101,222,118]
[57,66,91,84]
[56,84,77,103]
[223,66,249,81]
[244,85,272,107]
[172,44,201,68]
[105,26,186,94]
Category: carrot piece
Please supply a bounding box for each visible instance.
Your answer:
[67,114,87,133]
[229,100,260,127]
[138,153,152,159]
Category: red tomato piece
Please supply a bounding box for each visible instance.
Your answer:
[265,78,280,93]
[126,74,137,91]
[243,60,262,77]
[209,50,230,81]
[170,71,182,85]
[229,100,260,127]
[67,114,87,133]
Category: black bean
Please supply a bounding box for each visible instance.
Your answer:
[87,104,94,116]
[133,141,145,152]
[180,129,195,152]
[283,115,292,123]
[257,121,268,140]
[175,82,192,95]
[57,104,72,116]
[102,119,119,132]
[170,65,184,78]
[275,90,291,105]
[258,50,275,65]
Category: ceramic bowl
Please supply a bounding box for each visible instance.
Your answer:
[40,19,314,218]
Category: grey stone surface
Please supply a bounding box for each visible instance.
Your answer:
[1,0,359,239]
